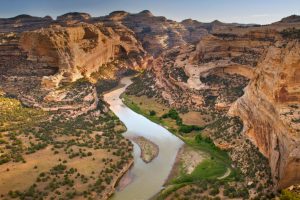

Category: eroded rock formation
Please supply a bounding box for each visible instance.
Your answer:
[230,39,300,189]
[19,23,147,88]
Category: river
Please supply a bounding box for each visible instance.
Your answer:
[103,77,184,200]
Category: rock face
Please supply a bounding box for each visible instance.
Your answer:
[104,10,210,56]
[129,26,276,110]
[0,14,53,32]
[277,15,300,24]
[19,23,147,88]
[57,12,91,23]
[0,12,150,119]
[230,39,300,189]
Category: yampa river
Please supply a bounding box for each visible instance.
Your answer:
[104,77,183,200]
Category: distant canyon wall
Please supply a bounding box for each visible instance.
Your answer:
[19,24,147,88]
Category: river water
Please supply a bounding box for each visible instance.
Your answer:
[103,77,183,200]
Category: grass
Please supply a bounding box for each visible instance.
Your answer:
[185,137,231,166]
[280,189,300,200]
[121,94,172,126]
[172,158,227,184]
[0,96,46,131]
[155,183,188,200]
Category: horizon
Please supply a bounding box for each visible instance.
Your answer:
[2,9,299,25]
[0,0,299,25]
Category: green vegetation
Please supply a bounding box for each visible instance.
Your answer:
[172,159,227,184]
[280,189,300,200]
[149,110,156,116]
[0,96,46,131]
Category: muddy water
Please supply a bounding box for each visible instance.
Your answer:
[104,77,183,200]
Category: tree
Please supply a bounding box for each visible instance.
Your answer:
[149,110,156,116]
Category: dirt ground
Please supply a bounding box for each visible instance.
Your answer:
[0,145,112,195]
[132,136,159,163]
[180,111,213,127]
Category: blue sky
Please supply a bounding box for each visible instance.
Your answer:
[1,0,299,24]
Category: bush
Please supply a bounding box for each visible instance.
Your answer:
[209,187,219,195]
[280,189,300,200]
[162,109,180,120]
[149,110,156,116]
[180,125,202,133]
[195,134,203,143]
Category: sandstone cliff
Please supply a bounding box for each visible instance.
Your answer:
[230,38,300,189]
[19,23,147,88]
[104,10,210,56]
[0,12,150,118]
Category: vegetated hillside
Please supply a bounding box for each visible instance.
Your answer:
[0,12,149,199]
[0,10,299,199]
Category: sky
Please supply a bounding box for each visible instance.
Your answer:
[0,0,299,24]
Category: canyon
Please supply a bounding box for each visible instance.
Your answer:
[0,10,300,199]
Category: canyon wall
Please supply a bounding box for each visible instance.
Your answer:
[230,39,300,189]
[19,23,147,88]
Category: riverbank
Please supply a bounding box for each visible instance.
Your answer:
[165,144,208,185]
[106,159,134,199]
[121,94,238,199]
[131,136,159,163]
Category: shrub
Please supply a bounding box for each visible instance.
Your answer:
[162,109,180,120]
[179,125,204,133]
[179,125,194,133]
[195,134,203,143]
[149,110,156,116]
[209,187,219,195]
[280,189,300,200]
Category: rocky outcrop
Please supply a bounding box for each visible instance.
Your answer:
[0,14,53,32]
[130,27,275,110]
[276,15,300,24]
[229,39,300,189]
[57,12,91,24]
[19,23,147,88]
[104,10,209,56]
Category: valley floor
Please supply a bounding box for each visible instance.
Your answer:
[122,93,276,200]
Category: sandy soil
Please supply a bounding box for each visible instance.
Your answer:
[165,144,207,184]
[180,111,213,127]
[0,145,121,197]
[132,136,159,163]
